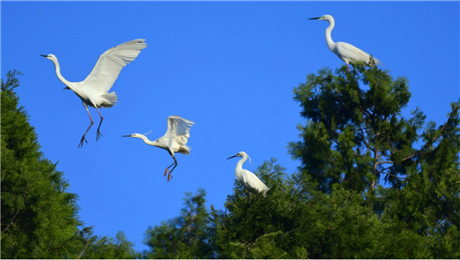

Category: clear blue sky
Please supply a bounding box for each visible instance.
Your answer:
[2,1,459,252]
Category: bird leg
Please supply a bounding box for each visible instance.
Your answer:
[79,105,94,148]
[347,63,351,73]
[164,156,178,182]
[95,107,104,141]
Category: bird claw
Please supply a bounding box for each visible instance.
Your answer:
[164,168,173,182]
[78,136,88,148]
[167,172,173,182]
[96,131,103,141]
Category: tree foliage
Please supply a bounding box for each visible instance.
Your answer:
[1,70,82,258]
[142,188,215,259]
[288,63,460,257]
[210,158,431,258]
[1,71,137,259]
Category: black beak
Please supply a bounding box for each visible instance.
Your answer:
[227,154,238,160]
[122,135,132,137]
[308,17,321,20]
[40,54,48,57]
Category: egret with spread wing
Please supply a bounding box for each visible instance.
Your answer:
[227,151,270,197]
[41,39,147,148]
[123,115,195,182]
[309,15,381,72]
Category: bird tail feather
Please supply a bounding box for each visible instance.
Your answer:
[178,145,191,155]
[101,92,118,107]
[262,187,270,197]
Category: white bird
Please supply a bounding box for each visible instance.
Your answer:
[41,39,147,148]
[227,151,270,197]
[309,15,381,72]
[123,115,195,182]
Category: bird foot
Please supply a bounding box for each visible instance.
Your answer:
[167,172,173,182]
[96,131,103,141]
[78,136,88,149]
[163,168,173,182]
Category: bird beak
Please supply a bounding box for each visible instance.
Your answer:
[122,135,132,137]
[40,54,48,57]
[227,154,238,160]
[308,17,320,20]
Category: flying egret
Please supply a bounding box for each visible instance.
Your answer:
[123,115,195,182]
[227,151,270,197]
[309,15,381,72]
[41,39,147,148]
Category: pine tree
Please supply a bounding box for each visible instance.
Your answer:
[1,70,81,258]
[288,63,460,257]
[211,158,431,258]
[1,71,138,259]
[142,188,215,258]
[73,228,139,259]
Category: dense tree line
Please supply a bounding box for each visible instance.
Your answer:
[2,65,459,258]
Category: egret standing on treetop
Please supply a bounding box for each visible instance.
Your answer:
[227,151,270,197]
[41,39,147,148]
[309,15,381,72]
[123,115,195,182]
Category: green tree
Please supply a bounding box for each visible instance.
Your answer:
[288,64,460,257]
[211,158,430,258]
[1,70,81,258]
[142,188,215,258]
[73,228,139,259]
[1,71,138,259]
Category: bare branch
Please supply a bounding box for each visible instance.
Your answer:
[77,240,89,259]
[1,208,20,234]
[376,161,394,166]
[377,169,405,179]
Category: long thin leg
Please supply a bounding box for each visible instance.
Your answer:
[94,106,104,141]
[347,63,351,72]
[164,155,178,182]
[79,103,94,148]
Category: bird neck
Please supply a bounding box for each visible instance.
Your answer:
[138,134,160,147]
[325,18,336,51]
[51,57,73,89]
[236,155,248,171]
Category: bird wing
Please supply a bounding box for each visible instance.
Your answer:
[336,42,381,65]
[243,169,268,192]
[83,39,147,93]
[164,115,195,146]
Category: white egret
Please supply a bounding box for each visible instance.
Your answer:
[123,115,195,182]
[227,151,270,197]
[41,39,147,148]
[309,15,381,72]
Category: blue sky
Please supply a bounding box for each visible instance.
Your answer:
[2,1,459,252]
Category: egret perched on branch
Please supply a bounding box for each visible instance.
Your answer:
[41,39,147,148]
[123,115,195,182]
[309,15,381,72]
[227,151,270,197]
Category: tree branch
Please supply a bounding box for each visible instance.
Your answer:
[377,169,405,179]
[359,125,372,151]
[1,208,20,234]
[375,161,394,166]
[402,120,450,162]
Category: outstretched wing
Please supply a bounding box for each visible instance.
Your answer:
[83,39,147,93]
[164,115,195,146]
